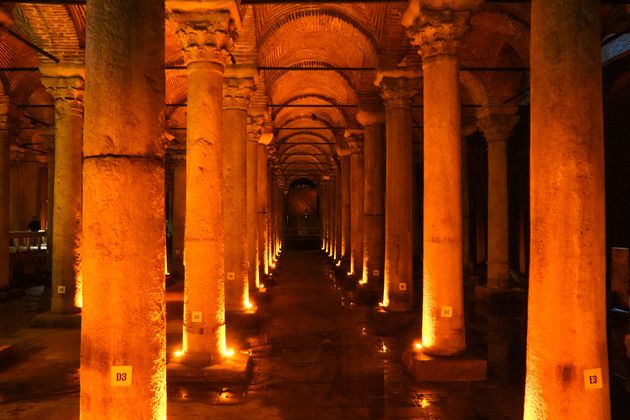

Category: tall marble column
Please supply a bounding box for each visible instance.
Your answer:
[477,111,519,289]
[377,74,418,311]
[405,1,479,354]
[357,107,385,289]
[525,0,610,417]
[347,131,364,280]
[171,157,185,279]
[340,155,351,267]
[168,1,240,366]
[41,67,84,313]
[0,95,9,290]
[334,169,342,262]
[223,72,255,312]
[81,0,166,417]
[247,113,263,291]
[256,142,270,277]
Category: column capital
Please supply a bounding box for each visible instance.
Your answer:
[167,3,240,67]
[356,105,385,126]
[476,113,519,144]
[344,129,364,153]
[247,113,264,143]
[375,73,420,110]
[0,95,8,132]
[40,69,85,113]
[223,76,255,109]
[403,1,481,59]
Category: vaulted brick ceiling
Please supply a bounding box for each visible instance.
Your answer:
[2,2,629,184]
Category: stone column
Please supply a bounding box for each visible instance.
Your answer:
[81,0,166,418]
[347,131,364,279]
[256,142,270,277]
[340,154,351,267]
[334,169,342,262]
[477,111,519,289]
[168,1,240,365]
[41,67,84,313]
[525,0,610,417]
[377,74,418,311]
[223,72,254,312]
[357,107,385,288]
[0,95,8,290]
[43,132,54,272]
[247,113,263,291]
[171,158,185,279]
[405,1,479,354]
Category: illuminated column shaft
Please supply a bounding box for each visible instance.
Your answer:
[45,135,54,272]
[0,95,8,289]
[246,115,263,289]
[525,0,610,417]
[406,5,474,354]
[358,109,385,288]
[42,69,84,313]
[172,159,185,278]
[81,0,166,418]
[223,75,254,311]
[477,112,518,289]
[169,3,238,365]
[334,170,342,260]
[341,157,351,262]
[348,134,364,278]
[379,76,416,311]
[327,177,336,256]
[256,144,269,276]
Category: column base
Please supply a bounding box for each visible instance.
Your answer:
[403,348,487,381]
[383,300,413,312]
[168,351,250,383]
[30,311,81,329]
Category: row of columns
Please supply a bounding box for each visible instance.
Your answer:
[0,0,610,418]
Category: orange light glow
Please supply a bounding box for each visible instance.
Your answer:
[413,341,423,351]
[74,270,83,309]
[173,349,184,358]
[224,347,235,358]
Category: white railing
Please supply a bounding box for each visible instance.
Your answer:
[9,230,47,253]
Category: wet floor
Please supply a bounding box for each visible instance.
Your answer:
[0,249,557,419]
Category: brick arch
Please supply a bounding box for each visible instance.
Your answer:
[270,71,357,109]
[470,7,530,65]
[258,10,378,69]
[16,4,83,64]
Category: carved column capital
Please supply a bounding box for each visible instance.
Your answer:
[377,76,420,110]
[404,5,477,59]
[223,77,255,109]
[344,130,364,153]
[247,114,264,143]
[356,105,385,127]
[0,94,9,132]
[167,8,238,66]
[41,75,84,115]
[476,113,519,144]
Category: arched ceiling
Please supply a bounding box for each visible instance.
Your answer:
[6,1,614,186]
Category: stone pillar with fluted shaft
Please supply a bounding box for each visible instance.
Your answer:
[524,0,611,417]
[223,71,255,312]
[357,106,385,289]
[247,112,263,291]
[476,109,519,289]
[404,0,480,354]
[377,74,419,311]
[168,0,241,366]
[41,66,84,313]
[0,95,9,290]
[81,1,166,417]
[347,130,364,280]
